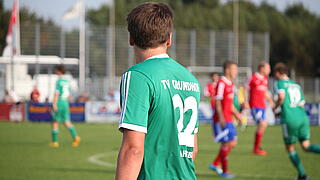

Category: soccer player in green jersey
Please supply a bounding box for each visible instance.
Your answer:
[116,2,200,180]
[49,65,80,148]
[273,63,320,180]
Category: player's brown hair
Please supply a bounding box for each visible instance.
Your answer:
[258,61,268,70]
[210,72,219,77]
[223,61,237,72]
[55,65,66,74]
[274,62,288,75]
[127,2,173,49]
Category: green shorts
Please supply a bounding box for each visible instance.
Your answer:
[281,121,310,145]
[52,101,70,122]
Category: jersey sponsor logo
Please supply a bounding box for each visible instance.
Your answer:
[161,80,200,92]
[180,150,193,158]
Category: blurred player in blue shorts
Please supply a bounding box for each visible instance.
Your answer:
[209,61,243,179]
[247,61,274,155]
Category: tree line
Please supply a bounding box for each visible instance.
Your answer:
[1,0,320,77]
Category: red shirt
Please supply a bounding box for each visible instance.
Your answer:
[30,89,40,102]
[248,73,268,108]
[204,82,217,108]
[214,76,234,123]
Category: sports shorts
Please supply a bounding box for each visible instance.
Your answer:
[213,122,237,143]
[52,100,70,122]
[281,121,310,145]
[251,108,266,123]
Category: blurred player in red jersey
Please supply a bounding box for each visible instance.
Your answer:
[247,61,274,156]
[209,61,243,179]
[204,73,220,115]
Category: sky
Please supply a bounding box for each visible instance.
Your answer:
[3,0,320,28]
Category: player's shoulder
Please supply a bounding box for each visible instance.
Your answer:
[219,76,232,86]
[126,57,198,82]
[251,73,257,79]
[127,57,171,73]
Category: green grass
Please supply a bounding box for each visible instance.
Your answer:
[0,122,319,180]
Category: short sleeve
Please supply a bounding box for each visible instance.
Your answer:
[119,71,153,133]
[55,80,60,94]
[274,81,285,94]
[215,82,225,100]
[299,85,306,106]
[203,83,210,97]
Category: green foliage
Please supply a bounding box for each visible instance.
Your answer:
[1,0,320,76]
[84,0,320,76]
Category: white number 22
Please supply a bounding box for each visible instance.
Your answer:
[287,86,301,107]
[172,94,198,148]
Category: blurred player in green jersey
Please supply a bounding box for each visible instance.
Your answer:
[49,65,80,147]
[116,2,200,180]
[273,63,320,180]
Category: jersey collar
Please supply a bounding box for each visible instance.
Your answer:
[255,72,265,79]
[221,76,232,85]
[145,53,170,61]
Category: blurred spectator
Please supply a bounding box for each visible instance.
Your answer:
[104,88,120,104]
[3,90,15,103]
[76,92,90,103]
[30,85,40,102]
[204,72,220,110]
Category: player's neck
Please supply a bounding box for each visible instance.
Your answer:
[224,75,233,81]
[280,75,289,80]
[134,46,168,63]
[258,71,265,76]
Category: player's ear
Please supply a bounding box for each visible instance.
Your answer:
[129,36,135,46]
[166,33,172,47]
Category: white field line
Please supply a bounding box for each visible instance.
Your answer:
[88,153,319,179]
[197,170,292,179]
[87,151,116,168]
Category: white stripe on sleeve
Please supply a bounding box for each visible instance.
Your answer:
[215,82,225,100]
[119,123,147,134]
[119,71,131,124]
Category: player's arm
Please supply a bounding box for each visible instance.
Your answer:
[232,104,242,123]
[266,91,275,108]
[116,129,145,180]
[192,134,198,161]
[53,81,59,112]
[215,82,225,127]
[215,99,225,127]
[242,87,250,109]
[242,77,252,109]
[274,91,285,110]
[203,84,210,97]
[117,71,151,179]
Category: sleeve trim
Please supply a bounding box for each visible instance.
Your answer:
[277,89,285,94]
[215,96,223,100]
[194,127,199,134]
[119,123,147,134]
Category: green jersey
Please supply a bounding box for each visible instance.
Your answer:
[274,78,309,125]
[55,76,70,102]
[119,54,200,180]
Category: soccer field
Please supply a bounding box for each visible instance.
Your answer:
[0,122,319,180]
